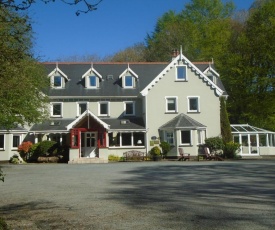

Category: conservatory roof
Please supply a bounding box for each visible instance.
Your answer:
[231,124,275,134]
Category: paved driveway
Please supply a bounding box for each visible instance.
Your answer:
[1,161,275,230]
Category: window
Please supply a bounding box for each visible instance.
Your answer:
[108,132,145,147]
[188,97,200,112]
[125,76,133,88]
[124,101,135,116]
[89,76,97,87]
[121,133,132,146]
[98,102,109,116]
[77,102,88,116]
[181,130,192,145]
[176,66,187,81]
[12,134,21,149]
[165,131,174,145]
[53,76,62,87]
[0,134,4,150]
[166,97,177,113]
[51,103,62,117]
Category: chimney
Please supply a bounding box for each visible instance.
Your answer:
[171,49,179,60]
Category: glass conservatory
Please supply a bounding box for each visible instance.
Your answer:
[231,124,275,156]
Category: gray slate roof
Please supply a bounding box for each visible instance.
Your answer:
[30,117,145,132]
[0,126,28,132]
[44,62,227,97]
[30,119,74,132]
[160,113,206,129]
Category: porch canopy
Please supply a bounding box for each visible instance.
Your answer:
[231,124,275,155]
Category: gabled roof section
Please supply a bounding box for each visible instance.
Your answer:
[81,63,103,79]
[119,64,138,79]
[203,65,220,77]
[160,113,206,130]
[48,65,69,81]
[66,110,110,130]
[141,53,224,96]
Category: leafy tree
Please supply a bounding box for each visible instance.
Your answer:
[220,0,275,130]
[220,97,232,143]
[145,0,235,63]
[0,7,49,129]
[0,0,103,15]
[106,43,146,62]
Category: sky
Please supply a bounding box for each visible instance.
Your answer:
[27,0,255,62]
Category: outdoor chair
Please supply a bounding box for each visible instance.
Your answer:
[178,148,190,161]
[204,147,216,160]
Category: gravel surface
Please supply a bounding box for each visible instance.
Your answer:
[1,161,275,230]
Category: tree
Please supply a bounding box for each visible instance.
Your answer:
[220,97,232,143]
[145,0,235,63]
[0,7,49,129]
[0,0,103,15]
[106,43,146,62]
[220,0,275,130]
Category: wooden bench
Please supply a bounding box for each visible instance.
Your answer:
[178,148,190,161]
[123,150,145,161]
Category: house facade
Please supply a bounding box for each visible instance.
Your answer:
[0,52,227,162]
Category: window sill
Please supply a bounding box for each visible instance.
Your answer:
[165,112,178,114]
[175,80,188,82]
[187,111,200,114]
[109,146,145,149]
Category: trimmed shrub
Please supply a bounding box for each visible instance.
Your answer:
[28,141,57,162]
[205,136,224,153]
[108,154,120,162]
[9,155,20,164]
[160,141,171,158]
[150,146,161,156]
[224,142,241,159]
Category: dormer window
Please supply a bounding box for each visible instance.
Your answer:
[82,65,102,89]
[119,65,138,88]
[203,65,220,85]
[125,76,134,88]
[89,76,97,87]
[176,65,187,81]
[54,76,62,87]
[48,66,69,89]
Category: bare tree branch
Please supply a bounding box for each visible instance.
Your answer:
[0,0,103,15]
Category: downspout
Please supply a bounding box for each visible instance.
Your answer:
[145,94,148,155]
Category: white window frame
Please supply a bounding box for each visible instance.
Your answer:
[165,96,178,113]
[12,134,22,150]
[51,102,63,117]
[176,65,187,81]
[124,101,135,116]
[109,131,145,148]
[0,134,5,150]
[86,75,98,88]
[98,102,110,116]
[77,102,89,116]
[180,130,192,145]
[52,75,63,88]
[124,76,134,88]
[165,131,174,145]
[187,96,200,113]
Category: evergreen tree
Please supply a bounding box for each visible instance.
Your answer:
[220,97,232,143]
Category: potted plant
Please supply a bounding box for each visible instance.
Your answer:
[150,146,161,161]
